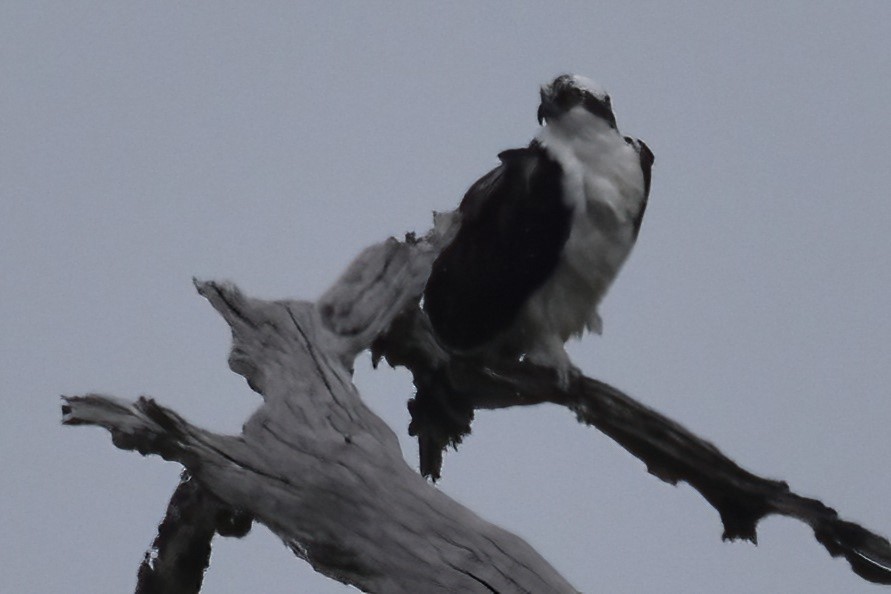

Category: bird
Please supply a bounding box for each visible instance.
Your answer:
[423,74,653,386]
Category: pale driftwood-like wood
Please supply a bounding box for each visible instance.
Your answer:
[62,213,891,591]
[63,218,576,593]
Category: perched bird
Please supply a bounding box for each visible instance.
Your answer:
[423,74,653,385]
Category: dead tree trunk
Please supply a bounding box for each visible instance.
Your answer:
[62,214,891,592]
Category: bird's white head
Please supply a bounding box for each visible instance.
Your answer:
[538,74,616,131]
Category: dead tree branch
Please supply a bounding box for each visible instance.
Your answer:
[374,307,891,584]
[62,214,891,590]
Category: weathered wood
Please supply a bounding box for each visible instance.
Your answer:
[317,211,459,363]
[63,221,575,593]
[62,215,891,591]
[374,308,891,585]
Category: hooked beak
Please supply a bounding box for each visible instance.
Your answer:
[537,84,559,125]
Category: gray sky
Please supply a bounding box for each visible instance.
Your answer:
[3,2,890,592]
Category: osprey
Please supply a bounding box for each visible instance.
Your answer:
[424,74,654,384]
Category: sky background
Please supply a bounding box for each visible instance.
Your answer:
[3,2,890,593]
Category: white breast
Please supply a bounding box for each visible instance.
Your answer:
[518,108,646,345]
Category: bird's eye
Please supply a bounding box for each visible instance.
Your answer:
[604,95,611,104]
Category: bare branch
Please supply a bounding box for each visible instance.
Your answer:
[374,308,891,585]
[62,217,891,590]
[63,271,576,593]
[133,474,252,594]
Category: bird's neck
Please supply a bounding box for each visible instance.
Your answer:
[536,115,620,173]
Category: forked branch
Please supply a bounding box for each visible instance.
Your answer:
[63,217,890,591]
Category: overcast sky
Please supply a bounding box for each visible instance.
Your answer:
[3,2,890,593]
